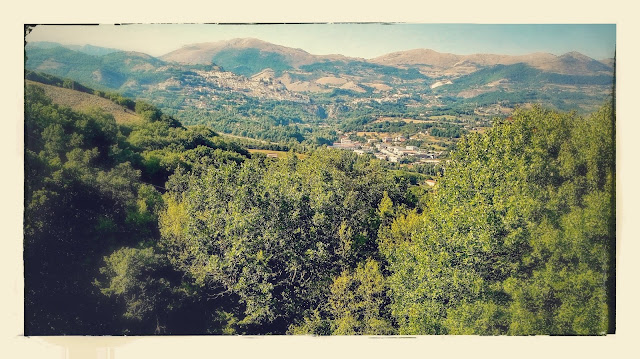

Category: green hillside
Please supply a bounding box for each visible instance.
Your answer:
[24,81,254,334]
[24,73,615,334]
[441,63,613,93]
[26,80,143,124]
[299,60,427,81]
[211,48,293,76]
[26,41,121,56]
[26,46,179,91]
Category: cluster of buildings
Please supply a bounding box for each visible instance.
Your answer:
[349,92,414,105]
[330,137,441,163]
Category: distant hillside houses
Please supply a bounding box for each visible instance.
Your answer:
[330,137,441,163]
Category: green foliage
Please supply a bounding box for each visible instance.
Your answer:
[126,121,247,186]
[96,244,208,335]
[27,70,155,114]
[429,123,466,138]
[98,247,173,321]
[361,119,433,135]
[135,101,162,122]
[300,60,426,81]
[381,104,614,335]
[441,63,613,93]
[327,259,395,335]
[24,83,251,334]
[25,71,615,336]
[25,85,148,334]
[26,70,95,94]
[158,149,410,333]
[174,99,333,145]
[288,259,395,336]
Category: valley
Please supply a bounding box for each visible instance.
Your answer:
[25,38,614,161]
[22,25,616,337]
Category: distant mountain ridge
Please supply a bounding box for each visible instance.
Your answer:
[371,49,612,76]
[26,46,174,90]
[26,46,311,108]
[161,37,361,68]
[159,38,612,77]
[25,38,614,119]
[26,41,121,56]
[28,38,613,79]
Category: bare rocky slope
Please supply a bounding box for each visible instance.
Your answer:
[371,49,612,76]
[161,37,360,67]
[161,38,613,80]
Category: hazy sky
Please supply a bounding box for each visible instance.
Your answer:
[26,23,616,60]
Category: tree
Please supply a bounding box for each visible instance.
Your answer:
[381,104,614,335]
[328,259,395,335]
[97,247,177,334]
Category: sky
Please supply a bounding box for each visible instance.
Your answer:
[26,24,617,60]
[27,23,616,61]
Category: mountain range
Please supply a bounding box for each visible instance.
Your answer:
[371,49,613,76]
[26,37,613,79]
[25,38,614,122]
[161,38,358,69]
[26,41,121,56]
[161,38,612,77]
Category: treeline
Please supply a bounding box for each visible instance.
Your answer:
[333,102,425,132]
[429,123,465,138]
[176,107,338,147]
[362,120,432,134]
[299,60,427,81]
[24,79,614,335]
[360,120,466,139]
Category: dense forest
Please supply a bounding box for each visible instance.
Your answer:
[24,79,614,335]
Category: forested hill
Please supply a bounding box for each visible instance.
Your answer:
[24,73,615,334]
[24,82,252,334]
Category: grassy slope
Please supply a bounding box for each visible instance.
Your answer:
[26,80,143,125]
